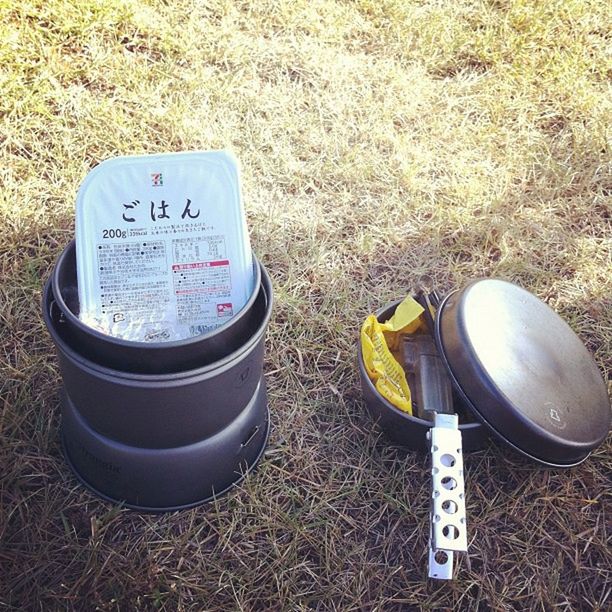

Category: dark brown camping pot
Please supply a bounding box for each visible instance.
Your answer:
[43,241,274,511]
[359,279,611,466]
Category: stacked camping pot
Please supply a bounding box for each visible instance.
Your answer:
[43,240,273,511]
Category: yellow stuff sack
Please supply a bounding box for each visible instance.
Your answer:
[360,296,425,415]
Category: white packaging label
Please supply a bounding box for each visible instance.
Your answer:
[75,151,254,342]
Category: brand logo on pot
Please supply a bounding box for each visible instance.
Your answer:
[217,303,233,317]
[547,405,567,430]
[151,172,163,187]
[74,443,120,474]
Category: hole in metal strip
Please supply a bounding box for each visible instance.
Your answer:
[440,454,456,467]
[442,525,459,540]
[434,550,448,565]
[441,476,457,490]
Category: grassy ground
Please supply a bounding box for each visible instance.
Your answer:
[1,0,610,609]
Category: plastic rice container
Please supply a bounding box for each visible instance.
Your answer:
[75,150,255,342]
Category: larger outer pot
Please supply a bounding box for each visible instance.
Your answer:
[43,260,274,449]
[52,240,263,374]
[61,381,269,511]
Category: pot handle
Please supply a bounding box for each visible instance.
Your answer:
[240,425,260,450]
[49,298,66,324]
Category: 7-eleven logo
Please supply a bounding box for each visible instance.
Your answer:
[151,173,163,187]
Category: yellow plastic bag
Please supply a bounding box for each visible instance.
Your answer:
[360,296,425,414]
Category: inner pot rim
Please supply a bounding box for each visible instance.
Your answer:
[43,267,273,383]
[52,239,262,351]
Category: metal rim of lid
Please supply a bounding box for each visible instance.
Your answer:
[433,280,611,468]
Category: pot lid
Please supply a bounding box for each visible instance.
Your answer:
[435,279,611,467]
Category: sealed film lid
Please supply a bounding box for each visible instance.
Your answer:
[435,279,611,467]
[75,150,255,343]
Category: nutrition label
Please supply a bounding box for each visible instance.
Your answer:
[171,236,233,323]
[172,235,226,263]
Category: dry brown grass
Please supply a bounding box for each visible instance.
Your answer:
[1,0,610,609]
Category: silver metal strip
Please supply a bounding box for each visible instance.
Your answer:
[427,413,467,580]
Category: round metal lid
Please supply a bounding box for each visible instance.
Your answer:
[436,279,611,467]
